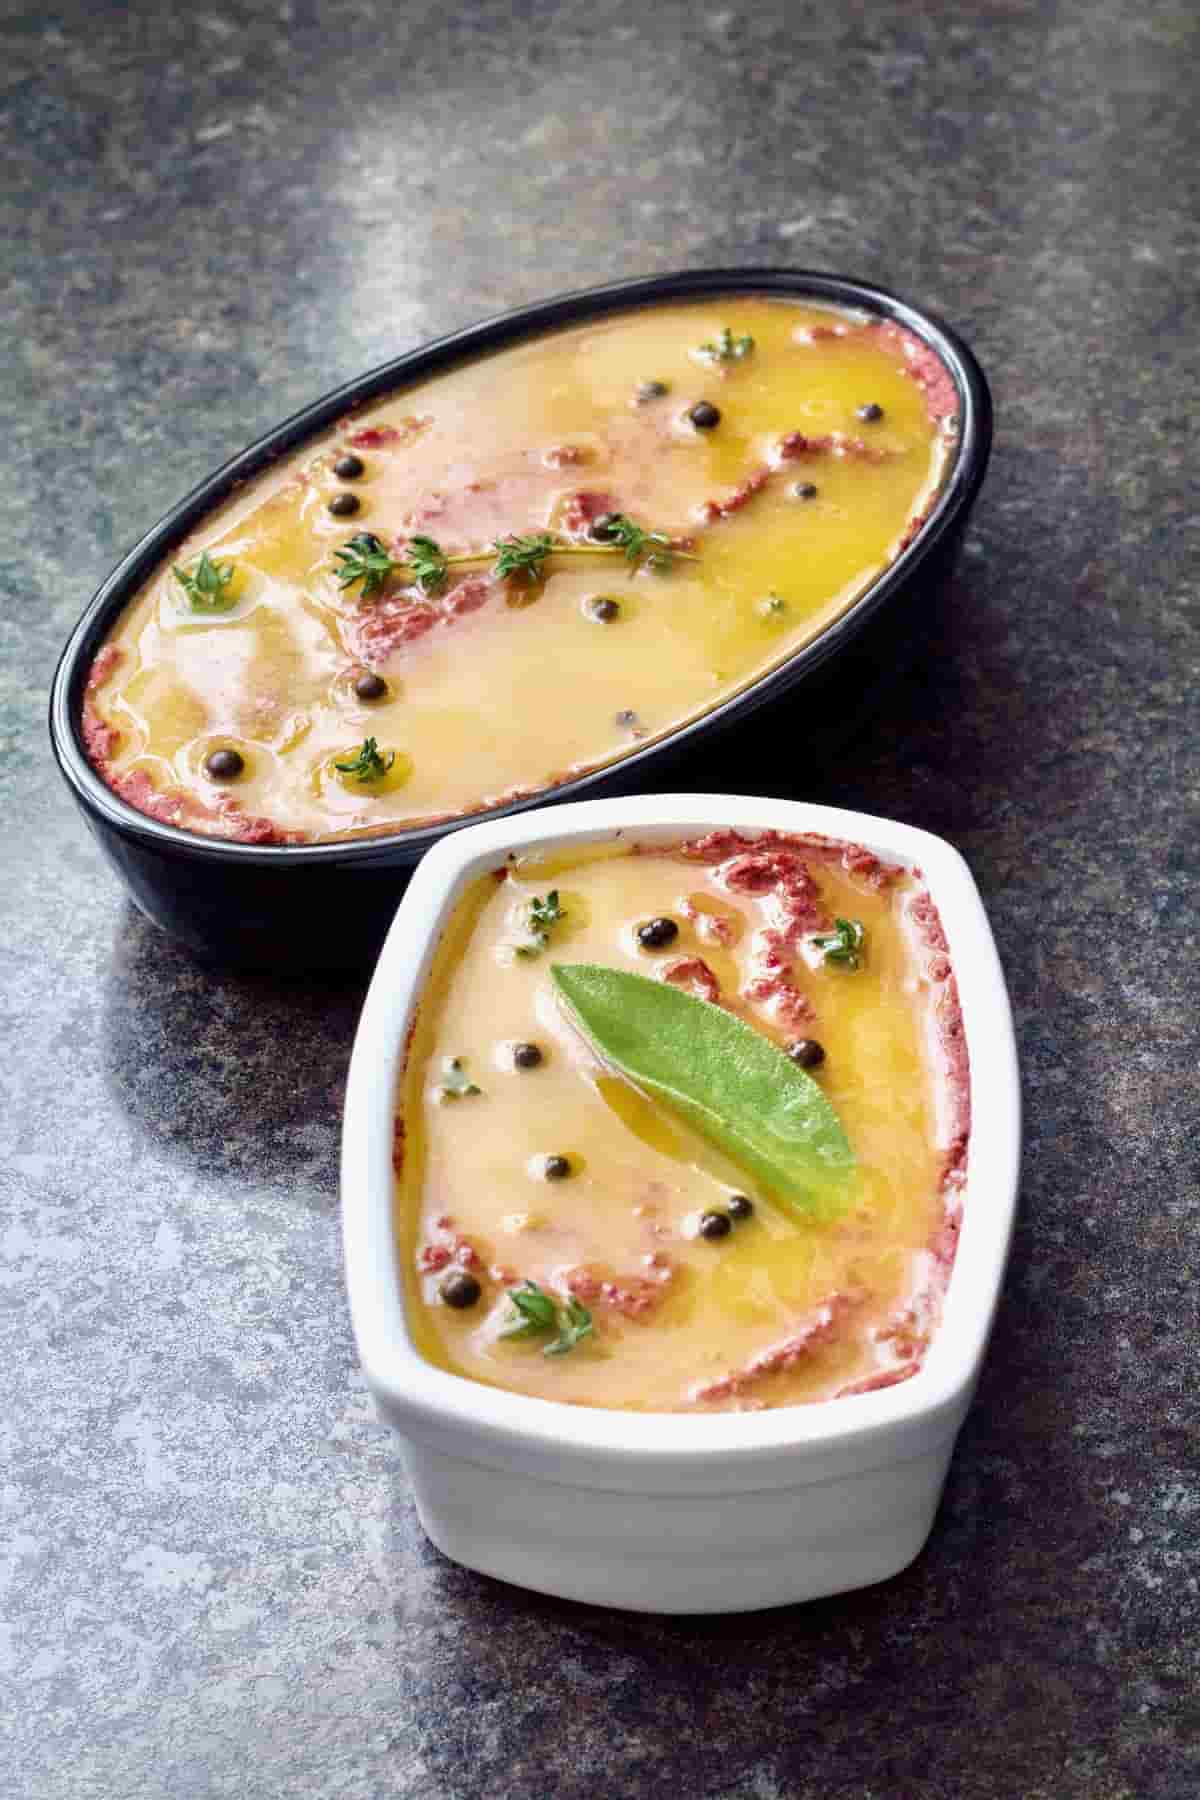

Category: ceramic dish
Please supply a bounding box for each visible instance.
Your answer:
[49,269,991,970]
[341,794,1019,1613]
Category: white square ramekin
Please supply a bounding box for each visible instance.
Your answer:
[341,795,1020,1614]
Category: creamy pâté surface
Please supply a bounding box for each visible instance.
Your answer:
[397,830,969,1413]
[83,299,956,844]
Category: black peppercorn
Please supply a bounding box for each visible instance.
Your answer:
[856,402,884,423]
[636,916,679,950]
[688,401,721,430]
[791,481,819,500]
[590,512,622,541]
[698,1210,732,1241]
[727,1195,755,1222]
[512,1042,543,1070]
[334,453,365,479]
[353,670,388,701]
[328,492,361,517]
[636,380,670,403]
[787,1038,826,1070]
[204,747,244,781]
[440,1271,482,1309]
[542,1154,572,1181]
[587,595,620,623]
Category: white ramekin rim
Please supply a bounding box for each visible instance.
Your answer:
[341,793,1020,1481]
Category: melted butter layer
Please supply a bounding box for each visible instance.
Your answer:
[89,299,952,842]
[397,839,955,1413]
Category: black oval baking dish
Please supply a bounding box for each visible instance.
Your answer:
[49,267,991,970]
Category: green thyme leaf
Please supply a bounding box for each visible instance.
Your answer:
[333,532,398,599]
[333,736,395,782]
[405,534,450,595]
[813,917,866,970]
[544,1296,594,1357]
[550,963,855,1223]
[501,1282,593,1355]
[436,1056,481,1100]
[599,513,675,573]
[696,326,755,364]
[500,1280,560,1340]
[174,550,237,613]
[493,532,558,586]
[515,890,566,958]
[530,891,565,933]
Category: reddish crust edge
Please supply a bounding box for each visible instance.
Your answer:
[665,828,970,1405]
[673,825,898,891]
[81,657,308,847]
[866,320,960,422]
[793,316,959,424]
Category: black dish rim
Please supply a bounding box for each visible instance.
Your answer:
[49,266,992,869]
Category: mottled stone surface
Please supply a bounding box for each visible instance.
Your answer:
[3,0,1198,1794]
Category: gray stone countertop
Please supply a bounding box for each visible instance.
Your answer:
[3,2,1197,1794]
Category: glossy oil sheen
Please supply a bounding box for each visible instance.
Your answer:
[88,298,951,843]
[396,839,951,1413]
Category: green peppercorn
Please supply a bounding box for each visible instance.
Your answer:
[440,1271,482,1309]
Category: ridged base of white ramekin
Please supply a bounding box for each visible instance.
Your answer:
[400,1435,957,1614]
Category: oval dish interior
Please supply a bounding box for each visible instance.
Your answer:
[80,294,963,849]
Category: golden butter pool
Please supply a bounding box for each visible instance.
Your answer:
[396,827,970,1412]
[82,296,957,845]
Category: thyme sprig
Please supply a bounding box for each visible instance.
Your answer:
[813,917,866,970]
[696,326,755,364]
[334,530,450,598]
[493,532,558,586]
[174,550,237,612]
[515,890,566,958]
[500,1281,559,1340]
[333,530,449,599]
[596,512,676,571]
[500,1280,594,1356]
[333,736,395,783]
[332,516,694,600]
[332,532,398,599]
[545,1297,594,1357]
[405,534,450,594]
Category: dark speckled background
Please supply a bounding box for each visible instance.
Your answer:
[3,2,1198,1795]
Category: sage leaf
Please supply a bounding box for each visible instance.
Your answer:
[550,963,855,1222]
